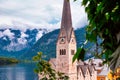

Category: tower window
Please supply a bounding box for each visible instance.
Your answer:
[63,49,66,55]
[60,50,62,55]
[62,49,64,55]
[60,49,66,55]
[71,50,75,55]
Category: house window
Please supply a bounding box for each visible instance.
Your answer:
[71,50,75,55]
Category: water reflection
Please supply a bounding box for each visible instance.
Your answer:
[0,63,38,80]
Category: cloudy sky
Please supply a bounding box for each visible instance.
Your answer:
[0,0,88,31]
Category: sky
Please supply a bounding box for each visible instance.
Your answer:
[0,0,88,31]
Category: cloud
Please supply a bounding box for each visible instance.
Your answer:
[2,29,15,40]
[2,30,28,51]
[20,32,28,38]
[17,32,28,45]
[36,31,44,41]
[3,41,27,51]
[17,32,29,45]
[0,31,4,38]
[0,0,87,30]
[17,38,27,45]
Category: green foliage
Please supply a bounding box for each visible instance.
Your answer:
[73,0,120,71]
[72,47,85,63]
[33,52,69,80]
[72,40,87,63]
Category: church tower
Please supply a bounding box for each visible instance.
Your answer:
[56,0,77,79]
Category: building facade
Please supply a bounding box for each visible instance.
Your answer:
[49,0,98,80]
[56,0,77,79]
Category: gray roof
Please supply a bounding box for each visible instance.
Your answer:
[77,65,95,77]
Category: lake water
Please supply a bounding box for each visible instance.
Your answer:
[0,63,38,80]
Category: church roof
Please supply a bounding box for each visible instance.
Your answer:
[60,0,73,42]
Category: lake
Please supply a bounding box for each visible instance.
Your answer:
[0,63,38,80]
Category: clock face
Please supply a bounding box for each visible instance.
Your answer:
[60,37,65,43]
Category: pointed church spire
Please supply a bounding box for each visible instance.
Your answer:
[61,0,73,42]
[61,0,72,28]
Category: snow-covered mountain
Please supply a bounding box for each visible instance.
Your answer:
[0,20,96,60]
[22,27,95,60]
[0,25,48,58]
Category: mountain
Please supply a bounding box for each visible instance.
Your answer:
[0,27,48,58]
[22,27,95,60]
[0,26,96,60]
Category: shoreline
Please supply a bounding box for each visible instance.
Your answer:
[0,57,19,66]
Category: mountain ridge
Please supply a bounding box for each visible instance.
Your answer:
[0,28,48,58]
[22,27,93,60]
[0,26,94,60]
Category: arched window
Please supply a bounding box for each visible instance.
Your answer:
[62,49,64,55]
[60,49,66,55]
[60,49,62,55]
[71,50,75,55]
[64,49,66,55]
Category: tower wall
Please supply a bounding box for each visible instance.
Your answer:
[56,30,77,80]
[55,0,77,79]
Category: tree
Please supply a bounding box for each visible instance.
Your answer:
[33,52,69,80]
[73,0,120,71]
